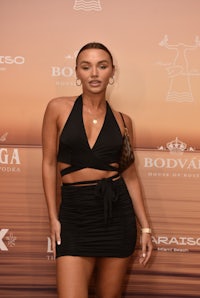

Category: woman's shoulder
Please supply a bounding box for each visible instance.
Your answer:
[46,95,78,113]
[48,95,77,107]
[112,108,132,126]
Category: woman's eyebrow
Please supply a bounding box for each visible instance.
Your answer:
[80,60,109,64]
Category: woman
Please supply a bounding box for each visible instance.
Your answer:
[42,42,153,298]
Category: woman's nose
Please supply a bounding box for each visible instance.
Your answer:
[91,67,98,77]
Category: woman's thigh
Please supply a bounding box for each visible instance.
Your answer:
[95,256,131,298]
[56,256,96,298]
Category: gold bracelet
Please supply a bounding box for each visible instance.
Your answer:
[141,228,152,234]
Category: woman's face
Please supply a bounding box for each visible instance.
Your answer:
[76,48,115,94]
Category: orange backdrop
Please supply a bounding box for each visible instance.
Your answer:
[1,0,200,297]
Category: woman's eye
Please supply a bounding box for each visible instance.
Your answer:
[100,65,107,69]
[82,66,89,70]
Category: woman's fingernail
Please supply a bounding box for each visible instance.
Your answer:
[57,240,61,245]
[142,253,146,258]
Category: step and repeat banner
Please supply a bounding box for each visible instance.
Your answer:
[1,1,200,297]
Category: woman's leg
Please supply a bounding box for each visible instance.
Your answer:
[56,256,96,298]
[95,256,131,298]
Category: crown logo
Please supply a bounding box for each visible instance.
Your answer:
[166,137,187,153]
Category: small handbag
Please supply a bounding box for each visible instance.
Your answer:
[119,112,135,173]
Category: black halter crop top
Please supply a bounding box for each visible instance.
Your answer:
[57,95,123,176]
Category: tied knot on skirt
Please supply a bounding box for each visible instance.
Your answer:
[95,178,119,225]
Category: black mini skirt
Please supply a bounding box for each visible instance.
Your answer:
[56,176,137,258]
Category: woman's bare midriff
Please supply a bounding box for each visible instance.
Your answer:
[58,162,119,184]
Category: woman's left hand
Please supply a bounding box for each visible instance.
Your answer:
[139,233,153,266]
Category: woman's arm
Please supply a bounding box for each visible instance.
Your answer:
[42,99,61,257]
[121,114,153,266]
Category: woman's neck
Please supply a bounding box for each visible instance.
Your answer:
[82,93,107,109]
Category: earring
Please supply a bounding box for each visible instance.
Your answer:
[76,78,82,86]
[109,77,114,85]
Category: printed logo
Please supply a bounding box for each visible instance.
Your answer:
[0,132,8,142]
[51,51,78,87]
[0,229,17,251]
[157,35,200,102]
[152,235,200,253]
[157,137,195,154]
[0,56,25,71]
[0,148,21,173]
[0,56,25,65]
[73,0,102,11]
[143,138,199,179]
[46,237,54,260]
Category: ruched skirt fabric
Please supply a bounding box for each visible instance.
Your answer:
[56,176,137,258]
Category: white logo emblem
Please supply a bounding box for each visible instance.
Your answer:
[0,229,9,251]
[73,0,102,11]
[46,237,54,260]
[157,137,195,153]
[158,35,200,102]
[0,229,16,251]
[51,51,78,86]
[0,132,8,142]
[6,232,17,248]
[166,137,187,153]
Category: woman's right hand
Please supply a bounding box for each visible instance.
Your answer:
[50,218,61,259]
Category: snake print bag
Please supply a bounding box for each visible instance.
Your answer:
[119,112,135,173]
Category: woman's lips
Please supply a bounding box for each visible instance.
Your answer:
[89,80,101,86]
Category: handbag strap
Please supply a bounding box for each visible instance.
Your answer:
[119,112,130,136]
[119,112,127,128]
